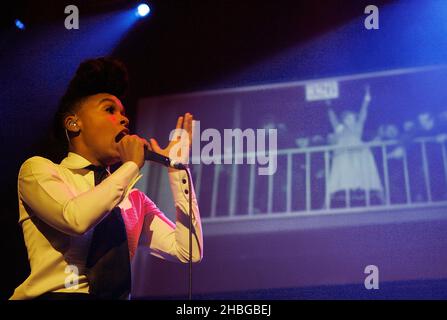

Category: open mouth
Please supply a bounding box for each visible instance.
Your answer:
[115,129,130,142]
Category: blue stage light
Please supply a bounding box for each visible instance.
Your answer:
[15,19,25,30]
[136,3,150,18]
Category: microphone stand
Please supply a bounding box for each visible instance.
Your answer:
[182,167,194,300]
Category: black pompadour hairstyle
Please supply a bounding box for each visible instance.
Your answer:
[53,57,129,151]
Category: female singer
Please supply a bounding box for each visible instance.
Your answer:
[10,57,203,300]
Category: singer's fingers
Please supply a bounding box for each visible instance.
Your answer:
[175,116,184,130]
[149,138,161,152]
[122,134,143,145]
[184,113,192,135]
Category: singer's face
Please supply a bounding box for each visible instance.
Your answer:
[75,93,129,166]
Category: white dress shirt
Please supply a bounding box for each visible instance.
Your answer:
[10,152,203,300]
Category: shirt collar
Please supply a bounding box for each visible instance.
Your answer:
[60,152,99,170]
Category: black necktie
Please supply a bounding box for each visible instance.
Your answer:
[85,165,131,299]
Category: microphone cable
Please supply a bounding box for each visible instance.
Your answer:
[182,166,194,300]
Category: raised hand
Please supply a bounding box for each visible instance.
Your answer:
[149,113,194,166]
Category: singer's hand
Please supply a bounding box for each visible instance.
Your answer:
[117,134,151,169]
[149,112,194,169]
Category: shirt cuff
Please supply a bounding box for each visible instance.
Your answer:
[168,169,197,212]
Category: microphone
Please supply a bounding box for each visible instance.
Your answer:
[144,147,187,170]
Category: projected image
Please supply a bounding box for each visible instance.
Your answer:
[139,66,447,220]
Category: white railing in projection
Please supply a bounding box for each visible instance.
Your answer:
[188,135,447,222]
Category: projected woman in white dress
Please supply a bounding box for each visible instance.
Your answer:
[326,86,383,205]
